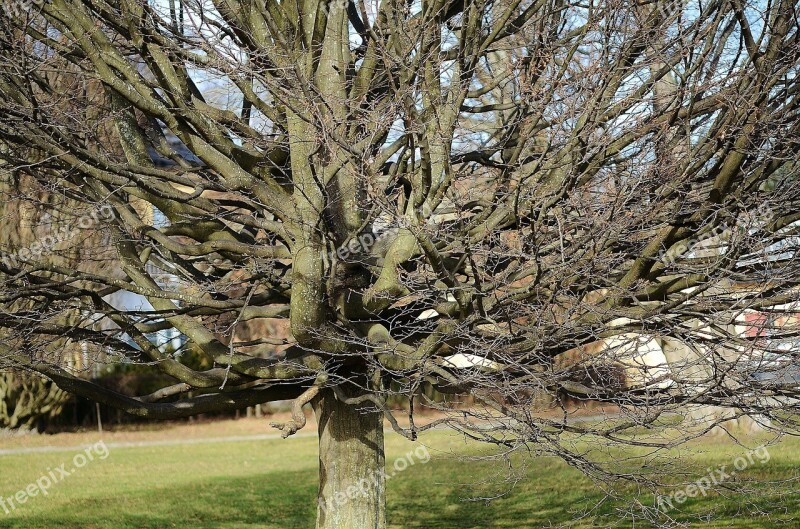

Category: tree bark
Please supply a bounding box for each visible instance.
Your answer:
[314,387,386,529]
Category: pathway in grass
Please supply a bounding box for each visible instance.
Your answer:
[1,430,798,528]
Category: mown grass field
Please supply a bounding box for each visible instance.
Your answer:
[1,424,799,528]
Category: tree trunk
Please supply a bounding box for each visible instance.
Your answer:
[314,388,386,529]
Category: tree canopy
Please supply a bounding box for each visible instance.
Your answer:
[1,0,800,526]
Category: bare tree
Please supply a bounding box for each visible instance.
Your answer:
[1,0,800,526]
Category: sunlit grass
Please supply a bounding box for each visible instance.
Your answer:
[1,429,799,528]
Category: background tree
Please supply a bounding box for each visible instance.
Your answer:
[1,0,800,527]
[0,370,69,430]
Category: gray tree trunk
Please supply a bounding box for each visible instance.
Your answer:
[314,388,386,529]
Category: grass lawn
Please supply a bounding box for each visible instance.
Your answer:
[1,425,799,528]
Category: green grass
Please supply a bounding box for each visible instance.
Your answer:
[1,430,799,528]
